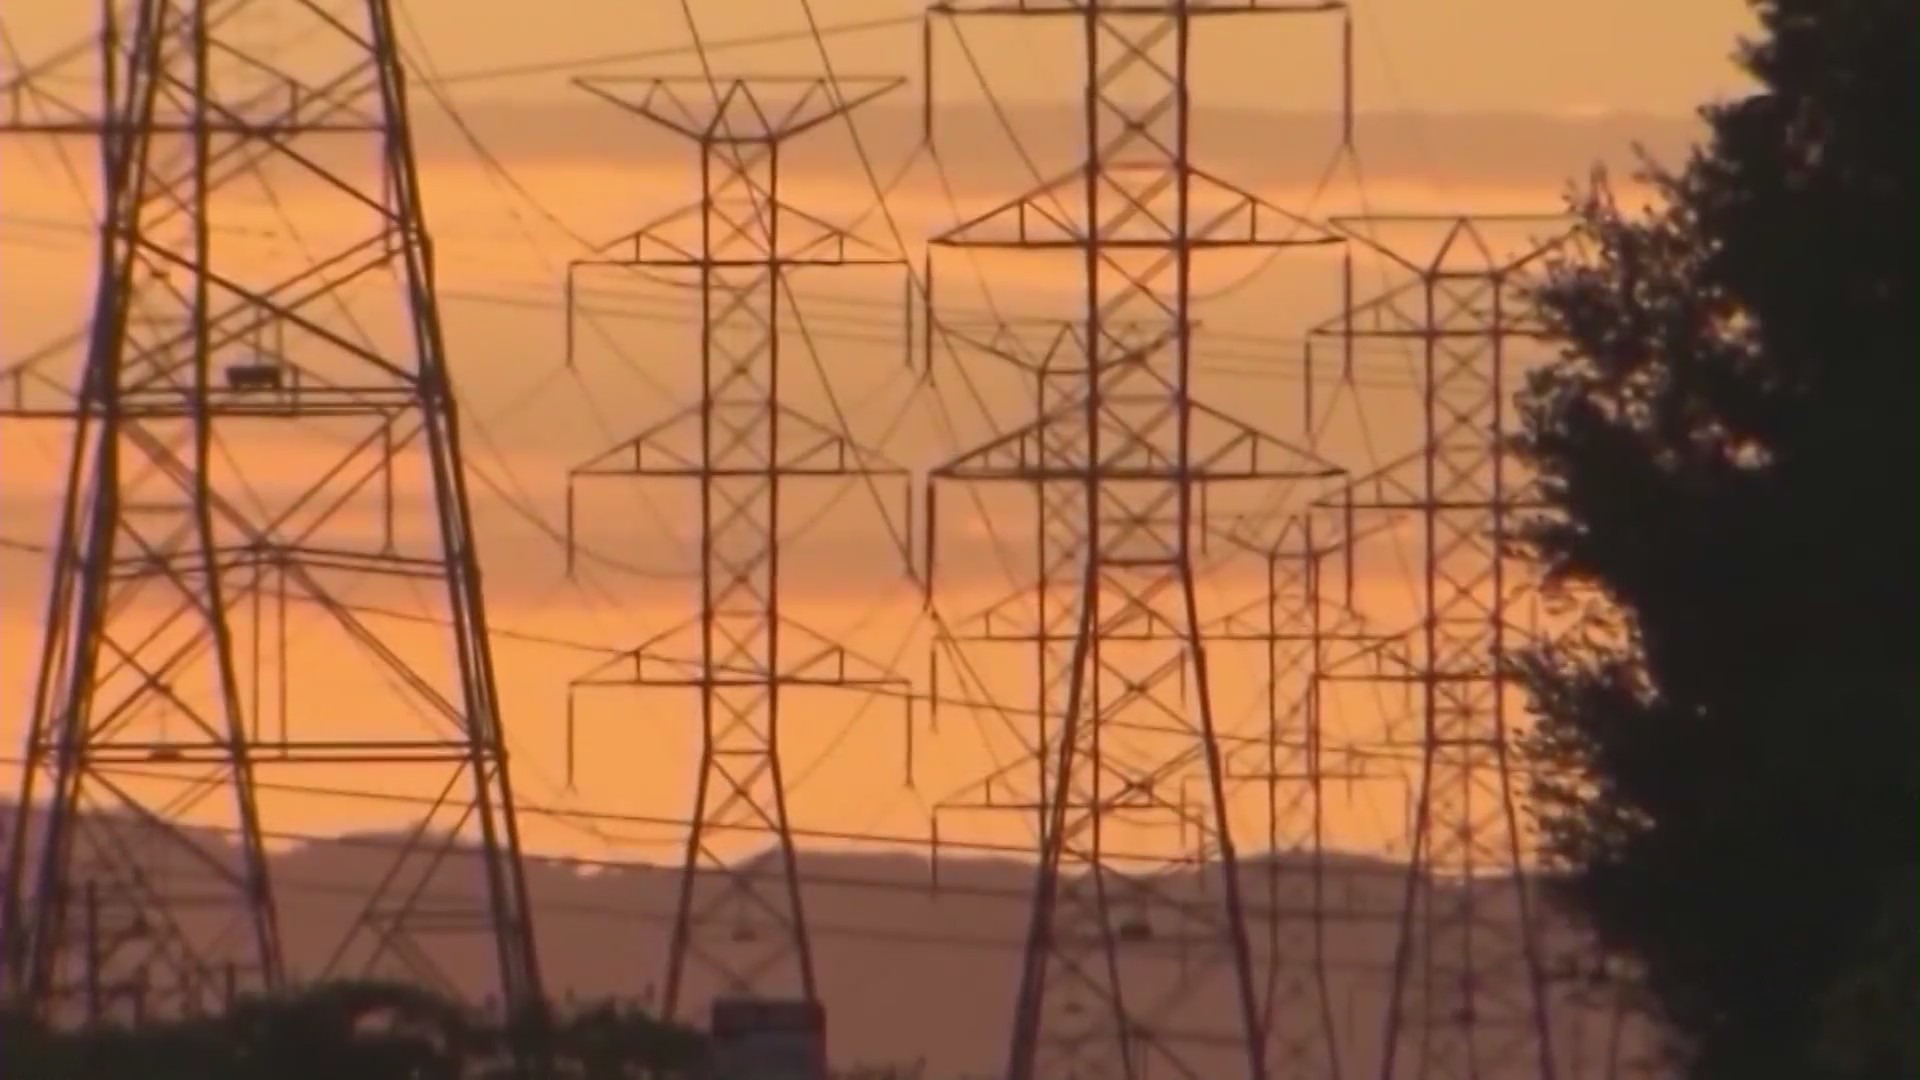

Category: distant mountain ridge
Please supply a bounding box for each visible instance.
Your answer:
[0,800,1652,1078]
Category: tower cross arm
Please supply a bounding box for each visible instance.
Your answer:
[572,74,903,144]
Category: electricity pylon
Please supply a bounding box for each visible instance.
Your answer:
[922,3,1348,1077]
[1202,510,1411,1080]
[1308,213,1578,1080]
[0,0,541,1022]
[563,75,911,1021]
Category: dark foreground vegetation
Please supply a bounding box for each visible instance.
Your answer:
[0,981,923,1079]
[0,980,707,1079]
[1516,1,1916,1079]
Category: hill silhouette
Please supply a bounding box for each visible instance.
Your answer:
[1,801,1651,1078]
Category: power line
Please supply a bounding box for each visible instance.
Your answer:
[429,14,922,87]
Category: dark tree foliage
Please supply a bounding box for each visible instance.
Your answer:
[1515,2,1917,1079]
[0,981,712,1079]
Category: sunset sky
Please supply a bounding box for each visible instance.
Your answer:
[0,0,1759,874]
[5,0,1760,113]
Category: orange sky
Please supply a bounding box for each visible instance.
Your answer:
[5,1,1759,113]
[0,2,1746,872]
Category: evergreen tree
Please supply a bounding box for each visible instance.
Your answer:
[1515,2,1917,1078]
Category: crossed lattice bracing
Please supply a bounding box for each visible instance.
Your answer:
[924,4,1351,1077]
[0,0,541,1023]
[1308,214,1579,1080]
[1200,509,1424,1080]
[563,75,911,1021]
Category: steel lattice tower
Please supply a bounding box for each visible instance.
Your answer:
[923,3,1347,1077]
[563,75,911,1021]
[0,0,542,1022]
[1308,214,1577,1080]
[1203,511,1411,1080]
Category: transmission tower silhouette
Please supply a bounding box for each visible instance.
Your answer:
[0,0,542,1022]
[562,74,912,1022]
[1202,512,1412,1080]
[1308,213,1580,1080]
[921,2,1353,1077]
